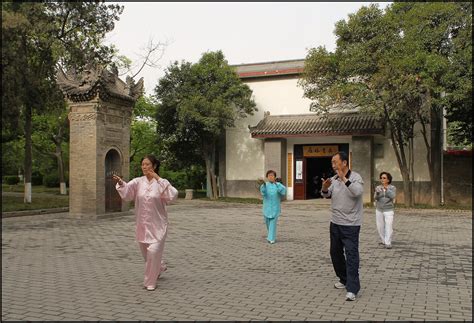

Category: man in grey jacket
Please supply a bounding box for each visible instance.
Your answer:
[321,151,364,301]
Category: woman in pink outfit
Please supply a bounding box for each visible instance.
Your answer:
[113,155,178,291]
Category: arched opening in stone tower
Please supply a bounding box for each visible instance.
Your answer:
[105,149,122,212]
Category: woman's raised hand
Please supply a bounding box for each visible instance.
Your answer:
[147,169,161,181]
[112,174,123,186]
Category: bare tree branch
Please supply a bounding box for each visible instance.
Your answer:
[118,36,171,79]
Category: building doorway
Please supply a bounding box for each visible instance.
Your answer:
[293,144,348,200]
[305,157,333,199]
[105,149,122,212]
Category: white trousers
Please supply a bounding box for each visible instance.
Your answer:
[376,209,394,245]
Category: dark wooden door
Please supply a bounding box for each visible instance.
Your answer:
[105,150,122,212]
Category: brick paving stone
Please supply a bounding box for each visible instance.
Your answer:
[2,200,472,321]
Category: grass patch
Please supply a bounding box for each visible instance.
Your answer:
[1,184,66,195]
[2,195,69,212]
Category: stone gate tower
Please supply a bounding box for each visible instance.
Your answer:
[57,66,143,217]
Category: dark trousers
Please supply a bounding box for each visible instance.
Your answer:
[330,222,361,294]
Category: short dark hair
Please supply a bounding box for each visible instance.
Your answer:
[141,154,160,173]
[266,169,277,178]
[333,151,349,165]
[379,171,392,184]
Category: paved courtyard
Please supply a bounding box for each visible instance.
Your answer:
[2,199,472,321]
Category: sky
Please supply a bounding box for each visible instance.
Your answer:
[105,2,391,95]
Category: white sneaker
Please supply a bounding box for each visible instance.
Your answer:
[334,282,345,289]
[146,286,156,291]
[346,292,356,301]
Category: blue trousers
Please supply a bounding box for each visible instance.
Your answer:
[330,222,361,294]
[265,217,278,242]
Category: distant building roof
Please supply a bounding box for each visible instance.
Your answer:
[249,112,385,138]
[232,59,305,79]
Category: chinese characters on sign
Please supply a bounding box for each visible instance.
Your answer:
[287,153,293,187]
[296,160,303,180]
[303,145,338,157]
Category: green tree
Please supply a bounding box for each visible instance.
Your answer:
[299,3,472,206]
[1,138,24,179]
[154,51,257,199]
[390,2,472,205]
[393,2,472,148]
[2,2,123,202]
[129,95,161,178]
[300,5,419,206]
[31,106,69,194]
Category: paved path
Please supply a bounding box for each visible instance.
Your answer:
[2,200,472,321]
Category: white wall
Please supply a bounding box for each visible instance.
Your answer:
[226,77,312,181]
[226,125,265,180]
[373,123,431,182]
[247,77,313,115]
[226,75,432,197]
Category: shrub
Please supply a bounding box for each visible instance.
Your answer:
[31,174,43,186]
[43,173,60,187]
[161,170,188,190]
[4,175,20,185]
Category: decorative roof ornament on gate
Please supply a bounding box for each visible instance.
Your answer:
[56,64,144,103]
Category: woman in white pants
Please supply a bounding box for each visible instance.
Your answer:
[374,172,396,249]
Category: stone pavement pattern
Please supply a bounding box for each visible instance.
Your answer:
[2,200,472,321]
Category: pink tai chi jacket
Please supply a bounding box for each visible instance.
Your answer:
[116,176,179,244]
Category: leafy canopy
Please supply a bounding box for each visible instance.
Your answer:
[154,50,257,168]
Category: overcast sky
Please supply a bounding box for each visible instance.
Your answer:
[105,2,391,95]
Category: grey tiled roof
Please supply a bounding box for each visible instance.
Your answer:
[232,59,305,78]
[249,112,385,138]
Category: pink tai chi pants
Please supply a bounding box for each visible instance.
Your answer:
[139,240,168,288]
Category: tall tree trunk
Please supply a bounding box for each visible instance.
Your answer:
[210,144,218,199]
[430,106,442,206]
[391,131,413,207]
[409,137,415,204]
[55,148,67,195]
[52,128,67,195]
[204,154,218,200]
[203,142,219,200]
[384,104,413,206]
[418,112,433,183]
[24,105,32,203]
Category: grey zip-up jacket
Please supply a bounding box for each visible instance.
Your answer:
[321,170,364,226]
[374,184,396,211]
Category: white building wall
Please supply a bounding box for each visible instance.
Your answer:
[226,75,432,199]
[373,123,431,182]
[226,77,312,181]
[244,78,313,115]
